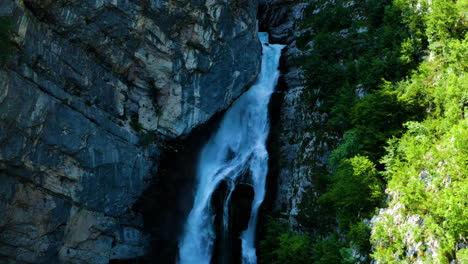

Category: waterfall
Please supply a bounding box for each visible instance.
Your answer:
[178,32,285,264]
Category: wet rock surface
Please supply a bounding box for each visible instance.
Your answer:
[0,0,261,262]
[259,0,330,227]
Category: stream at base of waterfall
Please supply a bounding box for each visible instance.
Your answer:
[178,33,285,264]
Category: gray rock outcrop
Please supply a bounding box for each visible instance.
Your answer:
[260,0,330,227]
[0,0,261,262]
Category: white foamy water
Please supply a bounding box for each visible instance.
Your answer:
[178,32,284,264]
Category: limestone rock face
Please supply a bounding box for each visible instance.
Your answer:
[260,0,329,226]
[0,0,261,262]
[259,0,307,43]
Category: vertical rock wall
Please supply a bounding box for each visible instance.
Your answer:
[0,0,261,263]
[260,0,331,227]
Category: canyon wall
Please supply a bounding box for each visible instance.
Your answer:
[259,0,319,227]
[0,0,260,262]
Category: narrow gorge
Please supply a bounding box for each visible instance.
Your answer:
[178,33,283,264]
[1,0,466,264]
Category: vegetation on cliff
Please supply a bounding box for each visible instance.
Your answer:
[0,16,14,67]
[260,0,467,263]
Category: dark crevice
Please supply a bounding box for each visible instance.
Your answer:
[129,4,292,263]
[256,46,289,250]
[132,109,225,263]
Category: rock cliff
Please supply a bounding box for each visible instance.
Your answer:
[0,0,260,262]
[259,0,321,227]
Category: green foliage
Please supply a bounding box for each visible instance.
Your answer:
[259,220,313,264]
[130,115,157,146]
[423,0,465,51]
[310,234,342,264]
[457,248,468,263]
[320,156,383,228]
[261,0,467,263]
[350,83,424,162]
[288,1,419,261]
[275,232,313,264]
[372,121,468,263]
[370,0,467,262]
[0,16,14,67]
[130,116,144,132]
[298,0,419,133]
[259,220,288,263]
[259,221,350,264]
[348,221,371,254]
[327,130,362,171]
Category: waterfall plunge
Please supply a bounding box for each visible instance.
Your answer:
[178,33,284,264]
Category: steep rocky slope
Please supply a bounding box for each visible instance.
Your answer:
[0,0,260,263]
[259,0,319,227]
[262,1,467,263]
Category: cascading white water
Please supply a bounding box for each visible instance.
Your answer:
[178,32,284,264]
